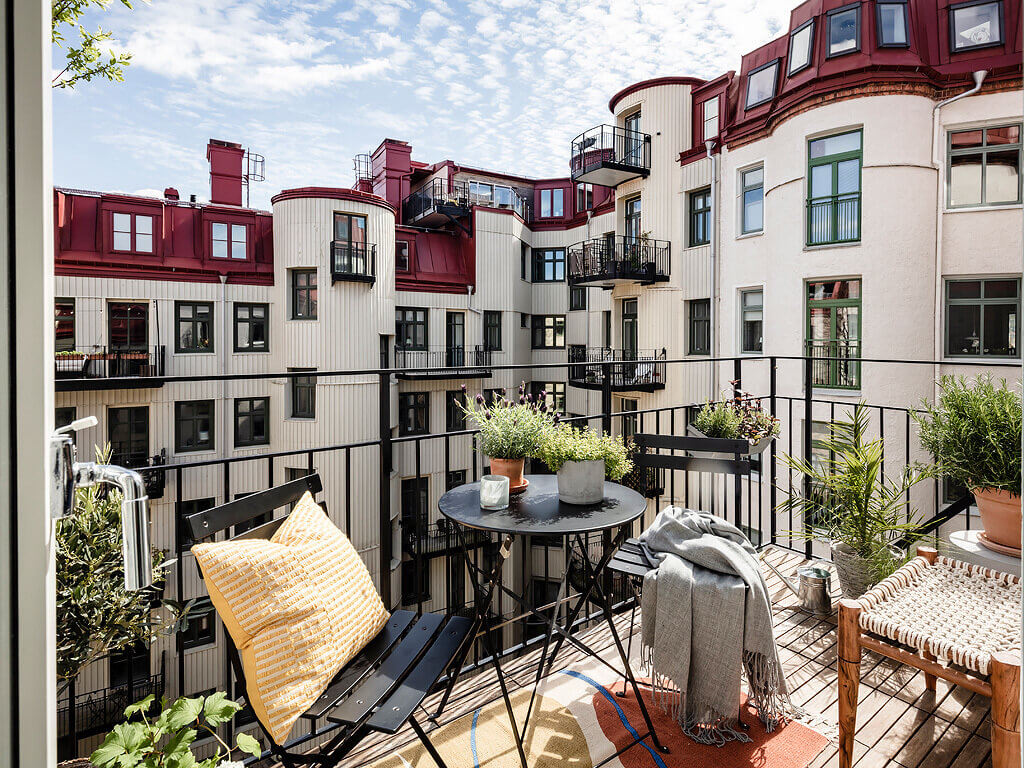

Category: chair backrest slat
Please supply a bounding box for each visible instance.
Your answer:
[185,473,323,542]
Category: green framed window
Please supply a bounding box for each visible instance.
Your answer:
[945,278,1020,358]
[947,124,1021,208]
[807,130,862,246]
[688,188,711,247]
[688,299,710,355]
[805,279,861,389]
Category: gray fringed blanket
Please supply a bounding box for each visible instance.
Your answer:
[639,507,791,745]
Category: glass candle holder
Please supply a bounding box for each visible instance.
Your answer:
[479,474,510,510]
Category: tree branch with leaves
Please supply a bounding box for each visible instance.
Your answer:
[52,0,136,89]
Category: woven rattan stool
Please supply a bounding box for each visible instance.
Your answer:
[838,547,1021,768]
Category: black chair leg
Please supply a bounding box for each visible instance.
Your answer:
[410,715,449,768]
[616,596,638,698]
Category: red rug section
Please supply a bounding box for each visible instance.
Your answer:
[594,681,829,768]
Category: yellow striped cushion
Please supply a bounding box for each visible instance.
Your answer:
[191,491,389,744]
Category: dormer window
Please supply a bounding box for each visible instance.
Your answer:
[876,0,909,47]
[540,188,564,218]
[788,19,815,75]
[827,4,861,57]
[396,241,410,272]
[950,0,1002,52]
[745,60,779,110]
[212,222,246,259]
[702,97,719,142]
[112,212,154,253]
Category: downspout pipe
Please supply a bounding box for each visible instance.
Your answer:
[705,140,719,394]
[930,71,986,387]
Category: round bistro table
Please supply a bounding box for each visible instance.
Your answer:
[434,475,667,766]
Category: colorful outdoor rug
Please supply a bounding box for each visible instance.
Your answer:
[369,660,830,768]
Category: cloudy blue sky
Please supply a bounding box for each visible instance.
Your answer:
[54,0,794,208]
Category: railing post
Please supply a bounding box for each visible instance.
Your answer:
[803,355,814,559]
[733,357,742,398]
[601,366,613,435]
[769,356,778,546]
[379,371,393,608]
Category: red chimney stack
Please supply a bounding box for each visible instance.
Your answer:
[164,187,179,201]
[371,139,412,209]
[207,139,245,207]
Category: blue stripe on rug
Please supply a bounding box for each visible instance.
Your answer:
[470,707,482,768]
[558,669,667,768]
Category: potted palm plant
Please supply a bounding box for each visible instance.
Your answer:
[914,374,1022,555]
[688,387,780,457]
[537,423,633,504]
[459,383,554,492]
[778,402,934,598]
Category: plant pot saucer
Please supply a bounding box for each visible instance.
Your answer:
[509,477,529,494]
[978,531,1022,558]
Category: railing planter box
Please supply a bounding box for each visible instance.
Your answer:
[55,354,88,373]
[686,425,773,458]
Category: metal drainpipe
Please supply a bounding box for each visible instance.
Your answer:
[705,140,719,396]
[219,275,228,462]
[930,71,986,393]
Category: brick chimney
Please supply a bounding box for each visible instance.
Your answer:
[370,139,412,208]
[164,187,179,201]
[207,139,245,207]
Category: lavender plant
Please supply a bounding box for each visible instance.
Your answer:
[457,383,556,459]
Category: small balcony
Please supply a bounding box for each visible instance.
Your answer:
[331,241,376,285]
[402,518,493,560]
[806,193,860,246]
[54,346,166,391]
[570,124,651,186]
[59,670,164,743]
[393,345,494,380]
[568,347,666,392]
[567,236,670,287]
[403,179,471,228]
[806,339,861,390]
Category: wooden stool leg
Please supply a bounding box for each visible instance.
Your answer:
[923,650,937,691]
[990,650,1021,768]
[838,599,863,768]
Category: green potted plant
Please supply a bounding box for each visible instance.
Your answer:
[91,692,261,768]
[55,349,88,373]
[689,387,780,456]
[459,383,554,492]
[537,423,633,504]
[914,374,1022,555]
[778,402,934,598]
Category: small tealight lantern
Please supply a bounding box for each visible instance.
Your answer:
[479,474,509,510]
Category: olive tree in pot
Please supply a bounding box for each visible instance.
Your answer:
[537,423,633,504]
[915,374,1022,555]
[778,403,934,598]
[459,383,554,492]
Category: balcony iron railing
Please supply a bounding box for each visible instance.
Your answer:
[393,345,494,378]
[570,124,651,185]
[806,340,861,389]
[807,193,860,246]
[59,669,164,741]
[402,179,470,225]
[568,347,667,391]
[55,346,165,390]
[330,241,376,284]
[402,518,493,559]
[567,236,670,285]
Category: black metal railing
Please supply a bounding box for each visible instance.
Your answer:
[55,346,165,384]
[402,179,470,224]
[402,518,492,558]
[568,347,667,390]
[568,236,670,284]
[59,671,164,741]
[570,124,651,179]
[807,194,860,246]
[330,241,376,283]
[393,345,494,374]
[806,340,861,389]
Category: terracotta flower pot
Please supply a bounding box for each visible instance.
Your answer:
[490,457,527,493]
[972,487,1022,554]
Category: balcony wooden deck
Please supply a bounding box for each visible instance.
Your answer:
[315,546,994,768]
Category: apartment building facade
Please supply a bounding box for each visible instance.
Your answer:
[53,0,1022,756]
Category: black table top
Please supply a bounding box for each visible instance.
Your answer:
[438,474,646,536]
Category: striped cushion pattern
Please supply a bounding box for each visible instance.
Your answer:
[192,491,390,744]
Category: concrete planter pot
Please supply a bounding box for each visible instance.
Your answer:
[972,487,1022,555]
[557,459,605,505]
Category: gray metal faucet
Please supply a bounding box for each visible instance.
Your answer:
[50,416,153,590]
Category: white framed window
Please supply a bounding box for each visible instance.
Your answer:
[576,183,594,212]
[788,19,815,75]
[111,212,154,253]
[212,222,247,259]
[702,97,719,141]
[739,165,764,234]
[540,188,564,218]
[745,60,779,109]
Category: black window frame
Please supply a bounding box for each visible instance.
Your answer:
[109,642,150,689]
[181,597,217,650]
[174,399,215,453]
[234,397,270,447]
[399,392,430,436]
[531,314,566,349]
[55,406,76,432]
[483,311,502,351]
[826,3,861,58]
[108,405,149,467]
[233,302,269,353]
[446,470,467,491]
[446,390,467,432]
[174,301,214,354]
[787,18,816,75]
[290,268,318,320]
[55,297,75,352]
[531,382,566,415]
[520,242,529,281]
[688,299,711,356]
[396,307,428,350]
[289,368,316,419]
[744,59,779,110]
[944,277,1021,359]
[569,285,588,311]
[876,0,910,48]
[949,0,1004,52]
[688,187,712,247]
[532,248,566,282]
